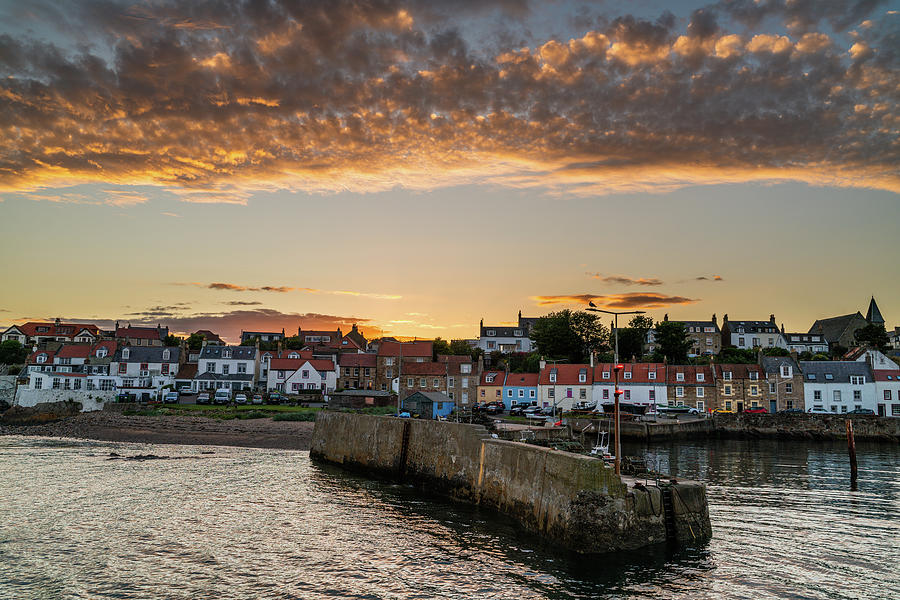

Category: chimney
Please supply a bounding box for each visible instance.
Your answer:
[790,349,799,362]
[723,314,729,323]
[480,318,483,329]
[770,314,776,323]
[539,356,546,371]
[590,351,595,368]
[711,313,717,325]
[664,313,669,322]
[780,323,785,335]
[55,317,61,325]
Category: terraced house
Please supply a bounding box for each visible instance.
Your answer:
[338,353,376,390]
[667,365,715,412]
[194,345,258,392]
[710,364,766,412]
[721,315,787,350]
[439,354,479,407]
[594,363,667,410]
[538,362,592,412]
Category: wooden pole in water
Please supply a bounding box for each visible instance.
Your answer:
[846,419,858,490]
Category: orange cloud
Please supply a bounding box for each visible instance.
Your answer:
[587,273,663,286]
[532,293,699,309]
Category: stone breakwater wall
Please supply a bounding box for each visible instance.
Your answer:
[713,413,900,442]
[310,412,711,553]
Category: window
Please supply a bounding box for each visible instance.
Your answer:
[602,371,610,379]
[122,348,130,360]
[448,376,455,387]
[603,389,609,399]
[236,362,246,374]
[460,364,471,374]
[487,341,495,349]
[696,400,705,411]
[853,390,862,401]
[34,377,42,389]
[623,372,631,380]
[223,349,232,359]
[52,378,61,389]
[648,371,656,380]
[206,362,215,373]
[649,390,655,402]
[161,363,169,375]
[724,384,732,396]
[548,388,555,398]
[807,373,816,381]
[769,382,776,394]
[486,374,495,383]
[386,368,392,378]
[580,372,587,383]
[344,368,351,376]
[462,391,469,403]
[885,390,892,401]
[96,347,108,358]
[739,337,745,347]
[507,389,513,397]
[292,383,300,391]
[407,377,414,387]
[530,390,536,398]
[752,337,760,347]
[364,368,371,377]
[384,358,394,366]
[278,370,285,379]
[119,363,127,374]
[850,376,865,385]
[749,371,759,381]
[222,364,230,375]
[353,368,359,376]
[833,390,841,402]
[825,373,834,380]
[785,383,793,393]
[781,365,791,377]
[623,390,630,400]
[549,371,557,383]
[676,386,684,398]
[814,390,822,400]
[419,378,426,387]
[462,377,469,388]
[480,389,485,397]
[518,389,524,398]
[696,373,705,382]
[706,337,713,345]
[580,389,587,399]
[724,371,732,381]
[676,372,685,381]
[301,370,310,378]
[433,378,440,388]
[725,401,732,411]
[162,349,170,361]
[697,387,704,398]
[750,385,759,396]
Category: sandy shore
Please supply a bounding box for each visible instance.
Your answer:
[0,412,315,450]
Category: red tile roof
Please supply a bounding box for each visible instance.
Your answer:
[666,365,715,384]
[403,362,447,376]
[15,322,100,338]
[307,359,336,372]
[874,371,900,382]
[261,349,312,360]
[340,353,377,367]
[538,364,593,385]
[91,340,118,357]
[116,327,163,340]
[175,363,198,379]
[27,350,55,364]
[377,340,433,358]
[480,370,506,386]
[56,345,93,359]
[709,364,761,380]
[504,373,539,387]
[270,358,335,372]
[594,363,667,384]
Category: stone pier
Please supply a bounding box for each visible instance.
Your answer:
[310,412,711,554]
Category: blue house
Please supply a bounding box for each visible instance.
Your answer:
[402,391,455,419]
[502,373,539,409]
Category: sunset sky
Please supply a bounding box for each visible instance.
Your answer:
[1,0,898,342]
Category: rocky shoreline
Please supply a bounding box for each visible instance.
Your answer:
[0,412,315,450]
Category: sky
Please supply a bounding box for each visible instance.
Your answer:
[0,0,898,342]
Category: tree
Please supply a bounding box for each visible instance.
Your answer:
[613,315,655,361]
[506,352,541,373]
[654,320,693,363]
[186,333,204,351]
[164,334,180,347]
[855,323,889,352]
[761,347,789,357]
[0,340,27,365]
[448,339,476,357]
[432,337,451,359]
[284,336,305,350]
[530,310,609,364]
[717,347,758,364]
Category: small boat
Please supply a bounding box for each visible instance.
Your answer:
[600,402,648,416]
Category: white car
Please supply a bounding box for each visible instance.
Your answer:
[234,394,248,404]
[163,392,179,403]
[807,407,830,414]
[197,393,210,404]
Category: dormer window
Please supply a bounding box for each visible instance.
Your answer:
[723,371,732,381]
[223,349,232,359]
[648,371,656,380]
[122,348,130,360]
[696,373,705,382]
[602,371,610,379]
[162,349,170,361]
[749,371,759,380]
[514,329,522,337]
[825,373,833,380]
[289,352,299,359]
[808,374,816,380]
[36,353,47,364]
[623,372,631,380]
[96,348,108,358]
[549,369,557,383]
[676,372,685,381]
[781,365,791,377]
[579,371,587,383]
[487,330,496,337]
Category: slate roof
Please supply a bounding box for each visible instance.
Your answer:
[809,312,867,344]
[799,361,872,383]
[724,320,779,334]
[405,391,451,403]
[195,372,255,381]
[761,356,800,375]
[199,346,257,360]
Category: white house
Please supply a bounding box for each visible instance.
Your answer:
[194,345,258,392]
[800,361,876,413]
[874,371,900,417]
[537,363,592,412]
[721,315,787,350]
[783,331,829,354]
[110,346,181,398]
[257,349,309,389]
[267,358,336,397]
[475,312,538,354]
[593,363,667,409]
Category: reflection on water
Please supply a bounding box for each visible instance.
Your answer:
[0,436,897,599]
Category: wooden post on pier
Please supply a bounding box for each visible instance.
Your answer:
[846,419,858,490]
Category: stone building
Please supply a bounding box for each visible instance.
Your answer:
[761,356,805,412]
[710,363,766,412]
[666,365,715,412]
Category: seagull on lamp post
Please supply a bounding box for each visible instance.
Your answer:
[588,300,597,308]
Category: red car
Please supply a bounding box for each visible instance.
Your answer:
[743,407,769,414]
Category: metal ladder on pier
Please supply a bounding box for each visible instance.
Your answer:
[660,485,677,542]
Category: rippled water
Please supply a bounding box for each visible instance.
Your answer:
[1,436,897,600]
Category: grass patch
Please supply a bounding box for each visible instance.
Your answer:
[123,409,168,417]
[158,403,322,420]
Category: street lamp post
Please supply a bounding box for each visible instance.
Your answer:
[586,307,646,476]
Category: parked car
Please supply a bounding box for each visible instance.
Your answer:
[807,407,830,414]
[509,405,526,416]
[744,407,769,414]
[267,391,285,404]
[234,394,248,404]
[197,392,210,404]
[213,389,231,405]
[712,408,733,414]
[163,391,179,403]
[178,385,192,395]
[523,406,541,417]
[397,411,411,418]
[847,408,875,415]
[780,408,804,414]
[485,401,505,415]
[252,394,263,405]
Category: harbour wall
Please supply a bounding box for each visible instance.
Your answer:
[712,413,900,442]
[310,412,711,553]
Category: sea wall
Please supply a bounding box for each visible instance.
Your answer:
[713,413,900,442]
[310,412,711,553]
[15,388,115,412]
[1,400,82,425]
[569,417,716,441]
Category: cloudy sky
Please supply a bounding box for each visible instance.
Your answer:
[1,0,898,341]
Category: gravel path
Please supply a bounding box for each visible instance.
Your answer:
[0,412,315,450]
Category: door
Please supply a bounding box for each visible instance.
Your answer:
[737,401,744,413]
[770,400,778,413]
[878,404,886,417]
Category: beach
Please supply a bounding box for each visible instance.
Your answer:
[0,412,315,450]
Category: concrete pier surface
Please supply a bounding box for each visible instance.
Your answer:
[310,412,711,554]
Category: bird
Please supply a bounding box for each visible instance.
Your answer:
[589,300,597,308]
